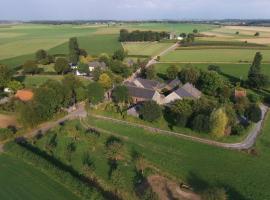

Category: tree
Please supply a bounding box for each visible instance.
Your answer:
[166,65,179,80]
[6,80,23,92]
[69,37,80,65]
[54,58,70,74]
[98,53,110,66]
[35,49,47,61]
[208,65,221,73]
[87,82,104,105]
[254,32,260,37]
[198,71,224,96]
[193,29,198,34]
[62,74,82,104]
[169,99,193,127]
[178,67,199,84]
[245,104,262,123]
[111,85,129,104]
[209,108,228,137]
[0,64,12,89]
[247,52,269,88]
[145,65,156,80]
[98,73,112,89]
[139,101,162,122]
[248,52,262,78]
[112,49,127,61]
[191,114,210,132]
[92,67,102,81]
[22,60,40,75]
[77,63,89,75]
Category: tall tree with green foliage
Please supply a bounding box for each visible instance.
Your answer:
[69,37,80,65]
[112,49,127,61]
[178,67,199,84]
[198,71,224,96]
[248,52,269,88]
[22,60,41,75]
[166,65,179,80]
[209,108,228,137]
[87,82,104,105]
[35,49,47,61]
[139,101,162,122]
[0,64,13,89]
[54,58,70,74]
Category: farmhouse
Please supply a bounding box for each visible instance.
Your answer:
[126,85,164,104]
[131,78,164,90]
[164,83,201,104]
[88,61,106,72]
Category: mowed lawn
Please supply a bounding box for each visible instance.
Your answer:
[154,63,270,80]
[161,49,270,63]
[0,154,80,200]
[87,115,270,200]
[123,42,173,56]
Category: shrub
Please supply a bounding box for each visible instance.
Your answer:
[0,128,14,141]
[245,104,262,123]
[208,65,221,73]
[191,114,210,132]
[231,124,245,135]
[139,101,162,122]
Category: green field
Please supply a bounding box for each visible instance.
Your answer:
[155,63,270,80]
[123,42,173,56]
[87,115,270,200]
[161,49,270,63]
[0,154,80,200]
[15,75,91,88]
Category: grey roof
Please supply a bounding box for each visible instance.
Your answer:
[175,83,201,99]
[88,61,106,69]
[167,79,181,89]
[127,85,156,100]
[135,78,160,90]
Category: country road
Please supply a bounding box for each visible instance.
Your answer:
[125,42,179,82]
[89,104,268,150]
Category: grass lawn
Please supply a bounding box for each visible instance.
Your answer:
[123,42,173,56]
[154,63,270,80]
[0,154,80,200]
[86,114,270,200]
[161,49,270,63]
[16,75,91,88]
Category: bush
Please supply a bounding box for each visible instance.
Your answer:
[191,114,210,132]
[139,101,162,122]
[248,93,261,103]
[245,104,262,123]
[208,65,221,73]
[0,128,14,141]
[231,124,245,135]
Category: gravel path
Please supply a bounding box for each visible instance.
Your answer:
[90,104,268,150]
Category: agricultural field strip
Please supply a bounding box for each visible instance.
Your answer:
[89,106,268,150]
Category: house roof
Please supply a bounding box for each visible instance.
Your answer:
[167,79,181,89]
[134,78,161,90]
[88,61,106,69]
[127,85,156,100]
[175,83,201,99]
[15,89,34,101]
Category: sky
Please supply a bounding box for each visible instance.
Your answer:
[1,0,270,20]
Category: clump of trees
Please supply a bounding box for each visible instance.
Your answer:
[87,82,104,105]
[139,101,162,122]
[54,58,70,74]
[22,60,42,75]
[35,49,54,65]
[119,29,169,42]
[17,75,87,127]
[0,64,13,89]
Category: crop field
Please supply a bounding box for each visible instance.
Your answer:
[161,49,270,63]
[0,154,79,200]
[123,42,173,56]
[86,115,270,200]
[155,63,270,80]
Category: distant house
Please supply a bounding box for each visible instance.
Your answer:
[88,61,106,72]
[164,83,201,104]
[15,89,34,102]
[235,88,247,99]
[170,32,177,40]
[177,36,184,41]
[126,85,164,104]
[4,88,12,93]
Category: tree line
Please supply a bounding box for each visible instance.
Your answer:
[119,29,170,42]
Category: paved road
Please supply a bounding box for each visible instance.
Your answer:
[89,104,268,150]
[0,103,87,153]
